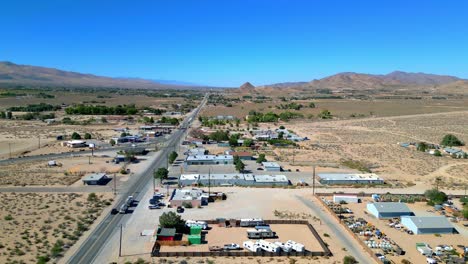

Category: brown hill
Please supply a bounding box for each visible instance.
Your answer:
[0,61,202,90]
[240,82,256,92]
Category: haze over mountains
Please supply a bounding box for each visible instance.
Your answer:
[1,61,467,94]
[261,71,466,90]
[0,61,205,90]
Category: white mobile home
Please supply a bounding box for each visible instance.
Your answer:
[286,240,305,252]
[240,218,265,227]
[243,241,261,253]
[333,195,360,203]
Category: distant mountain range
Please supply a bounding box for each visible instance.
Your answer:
[258,71,468,93]
[0,61,205,90]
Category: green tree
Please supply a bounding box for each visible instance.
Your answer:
[121,132,128,138]
[417,142,428,152]
[441,134,464,147]
[434,149,442,156]
[84,133,92,139]
[308,102,316,108]
[209,130,229,142]
[256,153,267,163]
[462,206,468,219]
[168,151,178,164]
[71,132,81,140]
[6,111,12,119]
[159,211,186,231]
[279,125,285,129]
[109,139,116,146]
[318,110,332,119]
[343,256,357,264]
[233,155,245,172]
[0,112,5,119]
[243,139,253,147]
[154,167,169,183]
[229,134,240,147]
[424,188,448,205]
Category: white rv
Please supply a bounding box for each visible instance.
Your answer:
[186,220,209,230]
[286,240,305,252]
[119,204,128,214]
[240,218,264,227]
[274,241,292,252]
[243,241,261,253]
[257,240,281,253]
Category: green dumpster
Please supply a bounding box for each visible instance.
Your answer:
[188,235,202,245]
[190,226,202,235]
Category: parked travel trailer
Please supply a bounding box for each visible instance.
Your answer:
[257,240,281,253]
[240,218,265,227]
[243,241,261,253]
[274,241,293,252]
[186,220,209,230]
[286,240,305,252]
[247,228,277,239]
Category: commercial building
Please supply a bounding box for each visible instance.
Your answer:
[185,155,234,165]
[401,216,457,234]
[262,162,281,172]
[318,173,384,185]
[179,174,289,187]
[169,188,208,207]
[333,195,360,203]
[82,173,110,185]
[367,202,414,219]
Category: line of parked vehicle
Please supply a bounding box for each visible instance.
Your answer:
[243,240,305,253]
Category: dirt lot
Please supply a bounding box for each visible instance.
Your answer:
[0,192,112,264]
[160,224,323,253]
[339,199,468,264]
[270,111,468,190]
[201,98,468,120]
[0,154,122,186]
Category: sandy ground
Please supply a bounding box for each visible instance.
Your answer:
[0,192,113,264]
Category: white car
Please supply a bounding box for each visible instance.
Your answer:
[223,243,241,250]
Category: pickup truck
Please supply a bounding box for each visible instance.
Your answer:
[223,243,241,250]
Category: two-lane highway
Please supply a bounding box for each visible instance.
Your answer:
[66,95,207,264]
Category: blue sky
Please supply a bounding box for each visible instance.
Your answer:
[1,0,467,87]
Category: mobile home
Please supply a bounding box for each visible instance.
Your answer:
[240,218,265,227]
[257,240,281,253]
[247,228,277,239]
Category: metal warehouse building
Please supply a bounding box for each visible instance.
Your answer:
[401,216,457,234]
[318,173,384,185]
[179,174,289,187]
[367,202,414,219]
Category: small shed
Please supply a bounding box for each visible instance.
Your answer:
[82,173,109,185]
[156,228,176,241]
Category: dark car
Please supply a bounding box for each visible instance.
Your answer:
[177,206,184,213]
[111,208,119,215]
[148,205,161,210]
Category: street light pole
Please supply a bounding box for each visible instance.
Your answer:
[119,224,123,257]
[312,165,316,195]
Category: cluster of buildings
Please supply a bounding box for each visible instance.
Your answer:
[185,154,234,165]
[366,202,457,234]
[399,142,467,158]
[318,173,384,185]
[178,173,290,187]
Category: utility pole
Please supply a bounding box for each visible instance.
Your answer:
[88,156,91,165]
[119,224,123,257]
[208,167,211,196]
[38,135,41,149]
[8,143,12,159]
[312,165,316,195]
[152,168,156,194]
[113,173,117,196]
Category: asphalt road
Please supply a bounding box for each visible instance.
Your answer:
[66,95,206,264]
[0,141,161,166]
[296,195,373,264]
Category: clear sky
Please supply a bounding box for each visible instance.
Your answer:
[1,0,467,87]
